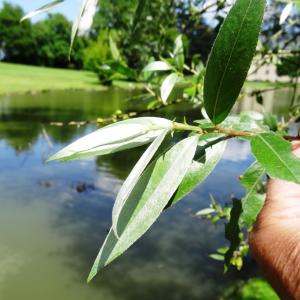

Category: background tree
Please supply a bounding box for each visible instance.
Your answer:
[0,2,85,68]
[0,2,35,64]
[92,0,178,69]
[83,29,112,71]
[32,13,86,68]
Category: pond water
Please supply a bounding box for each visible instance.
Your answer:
[0,87,296,300]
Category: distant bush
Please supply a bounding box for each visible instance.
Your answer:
[83,29,112,71]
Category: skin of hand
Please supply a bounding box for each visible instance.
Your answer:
[250,142,300,300]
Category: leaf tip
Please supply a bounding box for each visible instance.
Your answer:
[87,260,102,283]
[46,155,56,163]
[87,270,96,283]
[47,149,69,162]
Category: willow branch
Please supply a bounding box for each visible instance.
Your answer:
[172,122,300,141]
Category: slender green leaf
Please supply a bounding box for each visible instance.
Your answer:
[70,0,97,55]
[251,133,300,184]
[88,135,198,281]
[112,129,169,237]
[160,73,179,104]
[143,61,172,72]
[70,1,86,55]
[204,0,266,124]
[209,254,224,261]
[21,0,64,22]
[48,117,172,161]
[196,208,215,216]
[170,139,227,206]
[239,162,265,231]
[173,35,184,71]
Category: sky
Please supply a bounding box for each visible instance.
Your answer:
[0,0,80,21]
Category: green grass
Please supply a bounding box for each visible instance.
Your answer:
[0,62,107,95]
[0,62,294,96]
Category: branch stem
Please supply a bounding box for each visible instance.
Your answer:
[172,122,300,141]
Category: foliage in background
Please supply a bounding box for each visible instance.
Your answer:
[83,29,112,71]
[277,53,300,77]
[92,0,178,70]
[0,2,35,64]
[32,13,86,68]
[0,2,85,68]
[2,0,299,78]
[141,34,205,109]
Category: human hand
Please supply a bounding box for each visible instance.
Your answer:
[250,142,300,300]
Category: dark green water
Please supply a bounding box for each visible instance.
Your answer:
[0,87,295,300]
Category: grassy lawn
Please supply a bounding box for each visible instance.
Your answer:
[0,62,107,95]
[0,62,294,96]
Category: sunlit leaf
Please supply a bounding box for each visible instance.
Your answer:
[209,254,224,261]
[280,3,293,24]
[143,61,172,72]
[160,73,179,104]
[112,129,169,237]
[88,135,198,281]
[48,117,172,161]
[239,162,265,231]
[70,0,98,55]
[251,133,300,184]
[173,35,184,71]
[21,0,64,22]
[204,0,266,124]
[196,208,215,216]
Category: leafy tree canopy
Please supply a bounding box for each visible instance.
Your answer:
[0,2,85,68]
